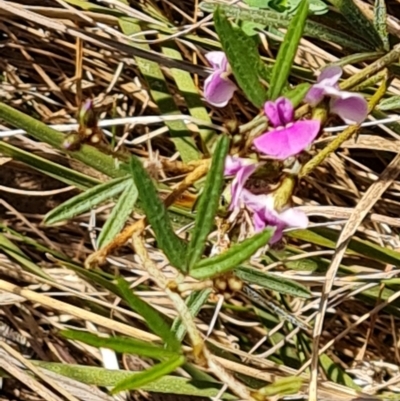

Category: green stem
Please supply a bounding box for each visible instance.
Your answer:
[0,102,127,179]
[340,45,400,90]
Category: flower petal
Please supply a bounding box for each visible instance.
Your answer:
[224,156,255,176]
[205,51,228,71]
[204,72,237,107]
[230,164,257,210]
[329,93,368,124]
[304,85,326,106]
[279,207,308,229]
[305,66,342,106]
[253,120,320,160]
[317,65,342,86]
[264,97,294,127]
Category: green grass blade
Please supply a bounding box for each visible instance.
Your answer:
[111,355,185,394]
[96,179,138,248]
[44,177,130,225]
[289,227,400,266]
[160,38,217,152]
[267,0,309,100]
[119,18,200,163]
[190,228,274,280]
[186,135,229,270]
[130,155,187,270]
[235,266,311,298]
[116,278,181,352]
[214,8,268,107]
[61,330,178,360]
[0,234,51,280]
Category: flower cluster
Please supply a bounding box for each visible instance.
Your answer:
[204,52,368,243]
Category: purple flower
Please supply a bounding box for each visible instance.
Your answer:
[204,52,237,107]
[242,190,308,244]
[224,156,258,211]
[224,156,308,243]
[253,97,321,160]
[305,65,368,124]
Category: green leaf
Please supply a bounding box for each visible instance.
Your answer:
[320,354,360,389]
[96,179,138,248]
[34,361,236,399]
[0,141,99,190]
[326,0,383,50]
[373,0,389,51]
[244,0,328,14]
[290,0,328,14]
[200,2,371,51]
[214,8,268,107]
[119,18,200,163]
[377,95,400,111]
[186,135,229,270]
[282,83,311,108]
[267,0,309,100]
[111,355,185,394]
[190,228,274,280]
[44,176,130,225]
[235,266,311,298]
[255,376,303,398]
[0,102,127,179]
[130,156,187,270]
[61,330,178,360]
[241,20,267,36]
[172,289,212,341]
[116,278,181,352]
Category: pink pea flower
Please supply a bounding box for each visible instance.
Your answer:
[242,190,308,244]
[224,156,308,243]
[305,65,368,124]
[204,52,237,107]
[253,97,321,160]
[224,156,258,211]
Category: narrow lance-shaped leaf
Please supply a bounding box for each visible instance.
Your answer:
[0,102,127,179]
[0,141,99,190]
[267,0,309,100]
[186,135,229,270]
[61,330,179,360]
[171,288,212,341]
[190,228,274,280]
[326,0,383,50]
[116,278,181,352]
[235,266,311,298]
[111,355,185,394]
[44,177,130,225]
[97,179,138,248]
[130,155,187,271]
[33,361,237,399]
[214,8,268,107]
[282,83,311,108]
[373,0,389,51]
[200,2,371,52]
